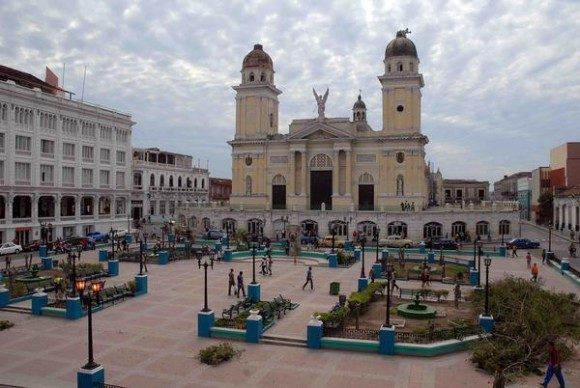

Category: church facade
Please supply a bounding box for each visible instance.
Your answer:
[230,31,428,213]
[186,32,518,241]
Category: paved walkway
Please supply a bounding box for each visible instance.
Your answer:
[0,249,578,387]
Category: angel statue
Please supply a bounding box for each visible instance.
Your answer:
[312,88,329,119]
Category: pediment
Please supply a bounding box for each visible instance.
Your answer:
[288,122,354,140]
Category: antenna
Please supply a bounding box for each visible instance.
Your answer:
[81,66,87,102]
[61,63,66,92]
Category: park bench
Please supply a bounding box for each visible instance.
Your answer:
[222,304,240,319]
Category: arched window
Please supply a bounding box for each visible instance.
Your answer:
[396,175,404,196]
[201,179,205,189]
[260,72,265,82]
[359,173,374,184]
[357,221,377,237]
[476,221,490,237]
[160,175,165,187]
[362,112,366,120]
[356,112,361,119]
[269,113,274,127]
[499,220,510,236]
[169,175,174,187]
[245,176,252,195]
[310,153,333,169]
[387,221,408,237]
[329,220,347,236]
[387,64,391,73]
[178,176,182,187]
[187,178,192,188]
[194,178,198,188]
[249,72,255,82]
[150,174,155,187]
[451,221,466,238]
[222,218,237,236]
[409,62,414,72]
[423,222,442,239]
[398,62,403,72]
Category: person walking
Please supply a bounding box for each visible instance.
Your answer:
[454,282,462,309]
[369,268,375,283]
[228,268,235,296]
[261,257,267,275]
[541,249,546,265]
[302,266,314,290]
[512,245,518,258]
[540,340,566,387]
[267,256,273,276]
[210,253,215,270]
[531,262,539,282]
[391,270,400,292]
[236,271,246,298]
[526,252,532,269]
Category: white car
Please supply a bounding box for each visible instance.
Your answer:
[0,242,23,255]
[379,235,415,248]
[116,230,128,238]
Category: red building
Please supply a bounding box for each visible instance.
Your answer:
[209,178,232,205]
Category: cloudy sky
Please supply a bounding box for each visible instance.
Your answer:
[1,0,579,182]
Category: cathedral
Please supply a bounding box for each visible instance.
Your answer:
[190,31,518,241]
[229,30,428,212]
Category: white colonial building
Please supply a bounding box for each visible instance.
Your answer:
[131,147,209,225]
[0,65,133,244]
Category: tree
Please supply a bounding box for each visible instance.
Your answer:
[469,277,579,379]
[537,192,553,225]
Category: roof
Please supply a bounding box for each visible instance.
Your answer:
[555,186,580,197]
[385,30,418,59]
[0,64,63,95]
[444,179,489,185]
[242,44,273,70]
[353,94,366,110]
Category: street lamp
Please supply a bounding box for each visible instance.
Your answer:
[374,227,380,263]
[109,228,117,260]
[282,215,289,239]
[139,236,145,276]
[68,250,78,297]
[472,239,477,268]
[477,241,483,287]
[76,279,105,371]
[385,263,393,326]
[484,256,492,316]
[40,221,52,245]
[330,224,337,254]
[202,260,210,312]
[548,222,552,253]
[360,235,367,278]
[344,216,352,241]
[247,236,257,284]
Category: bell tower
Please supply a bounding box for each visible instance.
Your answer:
[378,29,424,134]
[233,44,282,139]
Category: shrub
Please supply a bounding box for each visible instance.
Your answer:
[315,306,349,327]
[198,342,241,366]
[126,280,136,293]
[0,320,14,331]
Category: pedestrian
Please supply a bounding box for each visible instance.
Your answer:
[391,270,400,291]
[542,249,546,265]
[512,245,518,258]
[302,266,314,290]
[369,268,375,283]
[210,253,214,270]
[540,340,566,387]
[228,268,235,296]
[236,271,246,298]
[525,252,532,269]
[454,283,461,308]
[261,257,267,275]
[197,253,201,269]
[531,262,539,282]
[268,256,273,275]
[122,239,128,251]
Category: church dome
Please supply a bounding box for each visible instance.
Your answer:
[242,44,273,70]
[353,94,366,110]
[385,30,418,59]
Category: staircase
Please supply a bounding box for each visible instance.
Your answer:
[261,334,307,348]
[1,305,31,315]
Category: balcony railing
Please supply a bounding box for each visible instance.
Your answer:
[13,217,32,223]
[41,152,54,158]
[81,214,94,219]
[61,215,76,221]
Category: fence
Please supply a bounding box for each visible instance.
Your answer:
[395,325,482,344]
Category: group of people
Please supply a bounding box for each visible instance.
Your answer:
[400,201,416,212]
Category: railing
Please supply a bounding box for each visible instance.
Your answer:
[214,318,246,330]
[13,217,32,223]
[81,214,94,219]
[61,215,76,221]
[395,325,482,344]
[324,327,379,341]
[93,383,127,388]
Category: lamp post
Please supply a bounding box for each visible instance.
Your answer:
[202,260,209,312]
[39,221,52,245]
[477,241,483,287]
[472,239,477,268]
[344,216,352,241]
[139,236,145,276]
[484,256,491,316]
[374,227,380,263]
[109,228,117,260]
[68,250,78,297]
[385,263,393,326]
[248,237,257,284]
[76,278,105,370]
[360,235,367,278]
[548,222,552,253]
[282,215,289,239]
[330,224,336,254]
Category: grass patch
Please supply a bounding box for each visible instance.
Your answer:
[198,342,241,366]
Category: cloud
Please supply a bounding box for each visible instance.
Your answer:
[1,0,579,183]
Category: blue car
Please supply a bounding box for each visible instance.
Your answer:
[507,238,540,249]
[86,231,108,243]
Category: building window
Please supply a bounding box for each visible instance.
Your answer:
[478,189,485,200]
[423,222,442,239]
[396,175,404,196]
[249,72,254,82]
[445,189,451,199]
[160,175,165,187]
[201,179,205,189]
[82,146,94,162]
[62,166,75,187]
[169,175,174,187]
[387,221,408,237]
[476,221,490,237]
[40,139,55,157]
[116,150,125,166]
[398,62,403,71]
[100,148,111,164]
[99,170,110,188]
[40,164,54,186]
[269,113,274,127]
[15,135,31,155]
[410,62,414,72]
[357,221,377,237]
[0,133,4,152]
[82,168,93,187]
[82,122,96,138]
[116,171,125,189]
[100,126,112,141]
[451,221,466,238]
[387,64,391,73]
[499,220,510,236]
[15,162,31,185]
[456,189,463,199]
[150,173,155,187]
[0,160,4,184]
[63,143,75,160]
[245,176,252,195]
[159,201,166,215]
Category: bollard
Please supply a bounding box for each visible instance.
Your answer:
[41,257,53,270]
[77,366,105,388]
[479,314,495,332]
[158,251,169,265]
[248,283,261,303]
[107,260,119,277]
[307,317,323,349]
[98,250,109,262]
[245,310,263,343]
[66,297,83,320]
[197,310,215,337]
[418,243,426,254]
[31,291,48,315]
[39,245,48,258]
[381,249,389,260]
[354,248,361,261]
[427,251,435,264]
[358,277,369,292]
[379,325,395,355]
[223,248,233,261]
[0,285,10,308]
[372,262,382,278]
[135,274,148,295]
[327,253,338,268]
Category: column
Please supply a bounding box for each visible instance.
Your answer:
[75,195,81,220]
[31,194,38,221]
[345,150,352,196]
[288,151,295,196]
[55,194,61,222]
[6,194,13,225]
[301,151,307,196]
[332,150,339,196]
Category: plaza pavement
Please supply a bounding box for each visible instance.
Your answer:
[0,248,578,388]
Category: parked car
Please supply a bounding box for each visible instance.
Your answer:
[379,235,415,248]
[507,238,540,249]
[426,238,458,250]
[115,229,129,238]
[300,234,318,245]
[203,229,225,240]
[86,231,108,242]
[22,239,54,252]
[0,242,23,255]
[319,235,345,248]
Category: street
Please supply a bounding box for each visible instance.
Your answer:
[520,221,579,269]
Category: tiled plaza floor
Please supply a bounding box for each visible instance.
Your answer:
[0,248,578,387]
